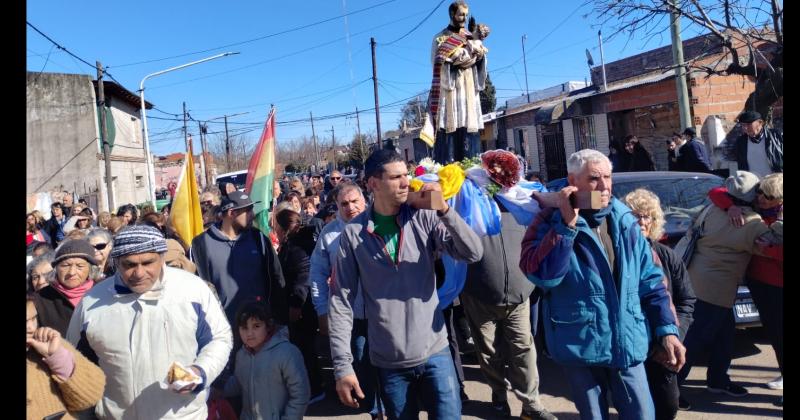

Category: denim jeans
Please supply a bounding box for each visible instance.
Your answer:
[677,299,735,388]
[563,363,655,420]
[378,347,461,420]
[352,319,382,415]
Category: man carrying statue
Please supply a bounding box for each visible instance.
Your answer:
[423,0,490,163]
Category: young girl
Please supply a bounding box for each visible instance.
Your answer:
[225,301,310,420]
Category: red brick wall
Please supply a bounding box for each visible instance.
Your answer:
[689,73,756,125]
[594,79,679,114]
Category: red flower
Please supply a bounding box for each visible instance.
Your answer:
[415,166,426,177]
[481,150,520,188]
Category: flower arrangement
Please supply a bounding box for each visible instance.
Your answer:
[481,150,521,188]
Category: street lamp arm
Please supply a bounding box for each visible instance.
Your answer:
[137,51,239,206]
[138,52,240,92]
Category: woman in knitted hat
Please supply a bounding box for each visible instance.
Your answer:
[27,292,105,420]
[677,171,773,404]
[34,239,98,337]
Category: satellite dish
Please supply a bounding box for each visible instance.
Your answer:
[585,49,595,66]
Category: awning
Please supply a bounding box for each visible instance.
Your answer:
[535,100,568,125]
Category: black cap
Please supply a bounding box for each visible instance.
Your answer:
[682,127,696,137]
[315,203,338,220]
[220,191,260,212]
[737,110,762,123]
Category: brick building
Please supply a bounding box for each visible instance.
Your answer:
[491,31,777,181]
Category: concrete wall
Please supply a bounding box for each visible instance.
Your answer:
[562,119,576,158]
[27,73,100,199]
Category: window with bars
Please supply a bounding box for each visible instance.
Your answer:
[573,117,596,151]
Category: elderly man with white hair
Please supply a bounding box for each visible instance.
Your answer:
[67,225,232,419]
[519,149,685,420]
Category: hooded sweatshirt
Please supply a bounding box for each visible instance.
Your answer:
[226,334,310,420]
[191,224,285,325]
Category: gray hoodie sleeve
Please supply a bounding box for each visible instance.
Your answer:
[328,226,358,380]
[431,208,484,263]
[281,345,311,420]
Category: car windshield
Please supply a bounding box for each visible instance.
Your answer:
[216,173,248,191]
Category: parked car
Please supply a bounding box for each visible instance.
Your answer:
[546,171,760,329]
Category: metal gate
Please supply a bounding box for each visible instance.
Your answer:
[541,123,567,181]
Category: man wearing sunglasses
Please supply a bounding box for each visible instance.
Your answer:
[734,110,783,178]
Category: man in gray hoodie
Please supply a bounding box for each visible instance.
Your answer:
[330,149,483,419]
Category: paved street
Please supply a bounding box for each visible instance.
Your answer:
[305,328,781,419]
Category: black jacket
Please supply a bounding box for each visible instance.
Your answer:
[44,215,66,248]
[276,227,316,326]
[463,204,535,306]
[651,240,696,341]
[35,285,77,337]
[736,127,783,173]
[676,138,713,173]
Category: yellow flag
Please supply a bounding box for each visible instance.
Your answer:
[170,152,204,246]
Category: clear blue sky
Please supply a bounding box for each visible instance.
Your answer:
[27,0,708,158]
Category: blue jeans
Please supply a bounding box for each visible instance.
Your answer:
[352,319,382,415]
[378,347,461,420]
[563,363,655,420]
[677,299,734,388]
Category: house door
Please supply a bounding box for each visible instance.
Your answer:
[541,123,567,181]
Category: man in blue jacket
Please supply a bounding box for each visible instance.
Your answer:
[519,149,685,420]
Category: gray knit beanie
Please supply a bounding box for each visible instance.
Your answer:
[54,239,98,266]
[110,225,168,258]
[725,170,760,202]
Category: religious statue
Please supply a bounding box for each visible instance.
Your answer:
[421,1,490,163]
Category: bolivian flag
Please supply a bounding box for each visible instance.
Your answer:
[171,140,204,245]
[245,107,276,235]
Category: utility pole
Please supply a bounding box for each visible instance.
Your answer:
[371,37,382,146]
[310,111,320,172]
[224,115,231,171]
[598,30,608,91]
[355,107,364,163]
[96,61,115,212]
[669,0,692,129]
[182,102,189,152]
[415,96,423,125]
[329,126,337,171]
[198,121,209,189]
[522,35,530,103]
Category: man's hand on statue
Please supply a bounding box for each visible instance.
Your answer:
[336,374,365,408]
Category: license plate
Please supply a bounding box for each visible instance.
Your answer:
[735,302,758,318]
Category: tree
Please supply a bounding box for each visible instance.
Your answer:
[208,133,255,173]
[399,96,427,129]
[348,133,371,167]
[592,0,782,123]
[480,74,496,113]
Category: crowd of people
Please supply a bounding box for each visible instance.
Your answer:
[26,109,782,420]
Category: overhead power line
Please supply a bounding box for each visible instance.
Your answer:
[381,0,447,46]
[108,0,399,69]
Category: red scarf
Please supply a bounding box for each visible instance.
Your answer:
[52,279,94,308]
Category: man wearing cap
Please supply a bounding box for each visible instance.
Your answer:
[190,191,285,327]
[675,128,712,173]
[330,149,483,418]
[67,225,233,419]
[734,110,783,178]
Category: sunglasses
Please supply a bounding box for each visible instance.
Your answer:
[756,188,776,201]
[330,177,342,181]
[93,243,108,251]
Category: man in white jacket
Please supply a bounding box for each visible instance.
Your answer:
[68,225,233,419]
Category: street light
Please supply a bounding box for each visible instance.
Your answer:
[139,51,240,206]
